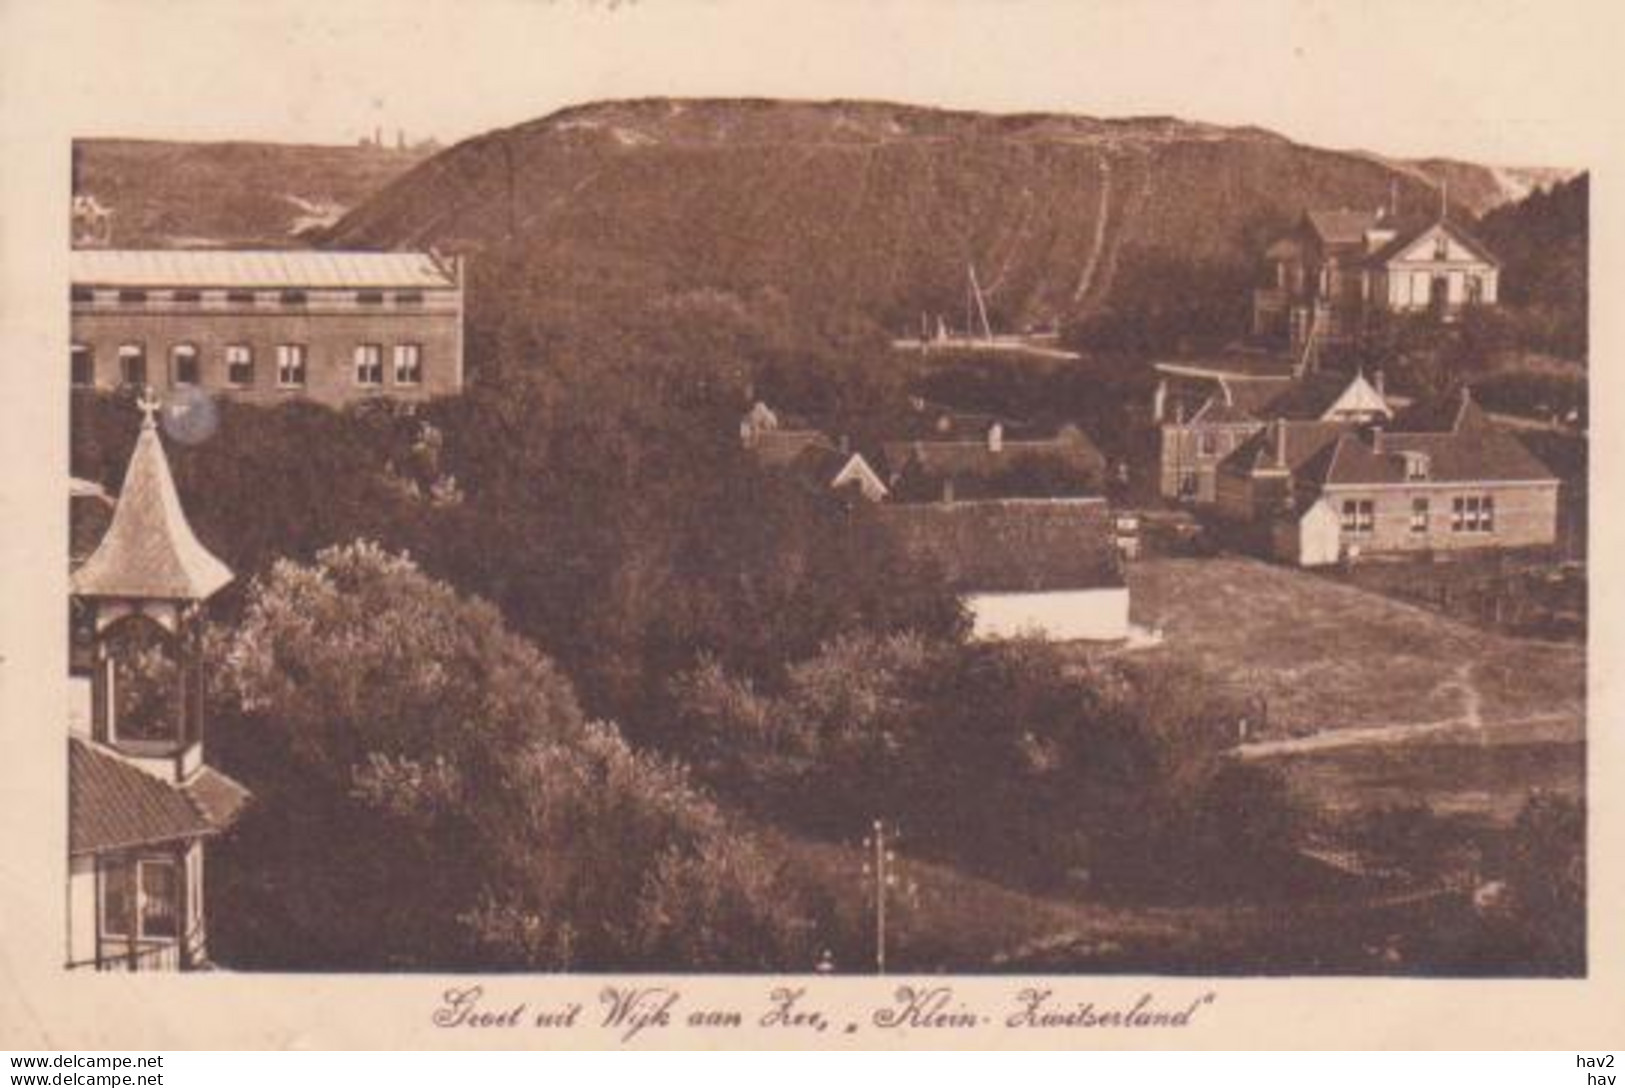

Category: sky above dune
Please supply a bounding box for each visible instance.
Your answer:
[7,0,1613,168]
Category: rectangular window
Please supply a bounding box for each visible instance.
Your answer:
[280,289,309,306]
[392,343,422,386]
[138,859,180,940]
[1341,499,1374,533]
[276,344,307,388]
[171,289,202,303]
[71,285,95,304]
[356,290,384,305]
[1410,497,1429,534]
[1434,236,1449,261]
[100,862,134,939]
[394,290,424,306]
[71,343,95,387]
[1405,453,1429,481]
[225,344,254,387]
[118,343,146,387]
[225,290,256,306]
[171,344,200,385]
[1453,495,1494,533]
[354,343,383,386]
[1198,431,1218,457]
[117,289,148,305]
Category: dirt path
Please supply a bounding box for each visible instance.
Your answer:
[1069,156,1112,305]
[1233,710,1579,759]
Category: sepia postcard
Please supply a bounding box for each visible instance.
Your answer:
[1,0,1621,1050]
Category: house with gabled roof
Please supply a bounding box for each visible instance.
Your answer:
[882,419,1107,502]
[739,401,888,502]
[870,498,1129,641]
[1252,206,1500,355]
[1210,387,1559,566]
[1154,358,1392,504]
[67,394,250,970]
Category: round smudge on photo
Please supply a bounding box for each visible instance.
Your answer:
[161,385,220,445]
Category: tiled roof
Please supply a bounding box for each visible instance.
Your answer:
[70,249,458,289]
[1307,428,1555,489]
[883,424,1104,478]
[1257,371,1386,420]
[1224,376,1301,416]
[69,739,247,855]
[1306,209,1385,245]
[870,499,1123,593]
[70,480,114,569]
[183,766,252,830]
[747,428,830,468]
[1363,218,1501,267]
[72,415,233,601]
[1220,420,1350,477]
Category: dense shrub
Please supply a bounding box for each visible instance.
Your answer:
[209,542,811,970]
[671,635,1303,899]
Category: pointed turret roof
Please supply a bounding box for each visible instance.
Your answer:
[71,395,232,601]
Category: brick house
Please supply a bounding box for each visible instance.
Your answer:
[1252,208,1500,355]
[1214,388,1558,565]
[1154,356,1392,504]
[70,249,465,406]
[68,397,249,970]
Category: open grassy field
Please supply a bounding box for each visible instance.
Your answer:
[1124,557,1585,743]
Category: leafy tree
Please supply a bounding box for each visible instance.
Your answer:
[208,541,810,970]
[1497,792,1585,972]
[671,634,1296,897]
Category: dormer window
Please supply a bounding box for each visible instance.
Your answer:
[1404,452,1430,481]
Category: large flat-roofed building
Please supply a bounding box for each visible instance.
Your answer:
[70,249,465,405]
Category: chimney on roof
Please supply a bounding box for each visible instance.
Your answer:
[1374,368,1386,398]
[838,434,850,455]
[988,421,1004,453]
[1275,420,1288,468]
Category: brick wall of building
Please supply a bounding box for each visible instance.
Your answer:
[71,291,462,406]
[1158,422,1262,502]
[1321,482,1558,554]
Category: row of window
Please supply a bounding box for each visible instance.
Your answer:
[71,341,424,389]
[1339,495,1497,535]
[72,286,429,307]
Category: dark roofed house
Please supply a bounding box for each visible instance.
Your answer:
[1252,205,1500,356]
[66,394,249,971]
[883,420,1107,503]
[871,498,1129,641]
[1209,387,1559,566]
[1155,362,1392,505]
[739,401,888,502]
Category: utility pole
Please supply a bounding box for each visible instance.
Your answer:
[861,818,897,974]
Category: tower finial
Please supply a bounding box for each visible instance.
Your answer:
[136,386,161,431]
